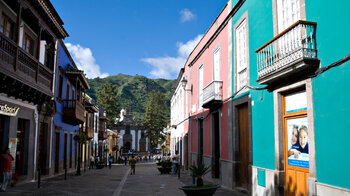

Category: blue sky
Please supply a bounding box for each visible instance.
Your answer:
[51,0,228,79]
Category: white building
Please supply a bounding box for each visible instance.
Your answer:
[113,109,149,153]
[170,69,189,169]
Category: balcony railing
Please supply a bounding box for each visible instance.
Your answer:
[0,32,53,97]
[256,20,319,84]
[62,99,84,125]
[202,80,223,108]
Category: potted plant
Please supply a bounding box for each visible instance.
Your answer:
[179,164,220,196]
[157,160,172,174]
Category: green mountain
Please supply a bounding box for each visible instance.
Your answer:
[86,74,176,123]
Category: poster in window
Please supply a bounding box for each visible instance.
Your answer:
[9,138,17,170]
[287,117,309,168]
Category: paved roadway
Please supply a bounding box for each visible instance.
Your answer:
[1,163,247,196]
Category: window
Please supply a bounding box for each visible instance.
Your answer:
[23,33,34,55]
[277,0,300,33]
[66,82,70,100]
[198,65,204,109]
[0,14,14,40]
[236,19,248,91]
[213,48,221,81]
[72,88,75,100]
[58,75,63,101]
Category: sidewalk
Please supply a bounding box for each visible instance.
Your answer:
[0,163,248,196]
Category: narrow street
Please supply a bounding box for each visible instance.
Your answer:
[1,163,245,196]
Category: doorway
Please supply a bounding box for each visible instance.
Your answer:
[283,91,309,196]
[64,133,67,169]
[198,119,204,165]
[237,103,249,187]
[16,119,28,175]
[38,122,48,174]
[212,112,220,178]
[54,132,60,173]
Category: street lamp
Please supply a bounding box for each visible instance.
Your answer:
[181,78,192,92]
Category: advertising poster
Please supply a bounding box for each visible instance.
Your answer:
[287,117,309,168]
[9,138,17,170]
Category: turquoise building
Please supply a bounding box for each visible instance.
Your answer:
[226,0,350,195]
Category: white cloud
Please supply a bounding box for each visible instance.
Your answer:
[180,9,196,23]
[141,34,203,79]
[65,43,109,79]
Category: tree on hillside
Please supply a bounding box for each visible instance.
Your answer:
[144,91,168,148]
[96,83,120,128]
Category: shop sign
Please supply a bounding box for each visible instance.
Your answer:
[0,104,20,116]
[9,138,17,170]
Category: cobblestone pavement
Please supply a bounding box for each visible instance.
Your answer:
[0,163,248,196]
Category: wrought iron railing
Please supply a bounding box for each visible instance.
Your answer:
[202,80,223,106]
[256,20,317,79]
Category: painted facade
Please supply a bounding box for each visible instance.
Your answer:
[0,0,67,181]
[53,41,89,174]
[172,0,350,195]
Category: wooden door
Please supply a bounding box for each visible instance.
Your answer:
[283,91,309,196]
[38,123,47,174]
[16,119,27,175]
[55,132,60,173]
[238,103,249,187]
[69,133,73,168]
[198,119,203,165]
[212,112,220,178]
[64,133,67,169]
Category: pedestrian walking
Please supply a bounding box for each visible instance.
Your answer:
[108,154,113,169]
[171,150,180,175]
[0,148,14,192]
[90,155,95,169]
[124,156,128,166]
[129,156,136,175]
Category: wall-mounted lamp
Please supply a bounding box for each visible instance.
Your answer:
[181,78,192,92]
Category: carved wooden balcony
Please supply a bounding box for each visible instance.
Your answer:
[62,99,84,125]
[202,80,223,109]
[98,131,108,140]
[256,20,320,85]
[85,126,94,139]
[0,32,53,103]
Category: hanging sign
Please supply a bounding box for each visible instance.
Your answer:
[0,104,20,116]
[9,138,17,170]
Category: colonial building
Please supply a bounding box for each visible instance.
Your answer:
[0,0,67,181]
[98,108,108,162]
[169,68,189,169]
[53,41,89,175]
[106,129,120,162]
[172,0,350,195]
[114,109,149,153]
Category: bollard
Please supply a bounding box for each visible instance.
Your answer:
[37,168,41,188]
[64,168,67,180]
[178,164,180,179]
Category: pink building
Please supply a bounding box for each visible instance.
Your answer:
[173,0,234,188]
